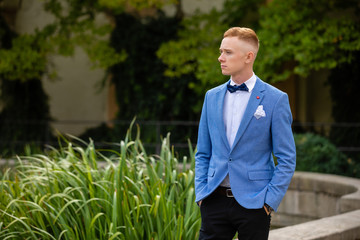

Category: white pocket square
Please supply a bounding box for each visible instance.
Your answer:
[254,105,266,119]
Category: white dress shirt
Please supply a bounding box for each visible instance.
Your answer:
[220,73,257,187]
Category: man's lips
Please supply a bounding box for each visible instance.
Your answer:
[221,65,227,69]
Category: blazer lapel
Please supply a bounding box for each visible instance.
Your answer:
[230,78,265,153]
[215,82,231,151]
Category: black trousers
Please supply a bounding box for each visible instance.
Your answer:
[199,191,271,240]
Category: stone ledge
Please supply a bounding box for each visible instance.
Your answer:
[289,172,358,198]
[291,172,360,214]
[269,209,360,240]
[270,172,360,239]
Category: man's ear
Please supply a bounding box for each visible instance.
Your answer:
[245,51,255,63]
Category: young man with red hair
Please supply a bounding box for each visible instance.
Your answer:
[195,27,296,240]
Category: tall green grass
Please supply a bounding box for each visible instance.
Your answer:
[0,124,200,239]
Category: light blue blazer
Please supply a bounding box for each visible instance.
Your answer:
[195,77,296,211]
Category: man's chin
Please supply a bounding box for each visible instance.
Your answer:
[221,70,230,75]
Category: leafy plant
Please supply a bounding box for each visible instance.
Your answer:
[0,123,200,239]
[294,133,359,177]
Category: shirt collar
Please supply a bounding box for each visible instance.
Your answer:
[230,73,256,92]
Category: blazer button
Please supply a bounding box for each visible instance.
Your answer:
[229,158,232,162]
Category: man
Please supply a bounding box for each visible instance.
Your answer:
[195,27,296,240]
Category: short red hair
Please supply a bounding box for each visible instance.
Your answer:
[223,27,259,51]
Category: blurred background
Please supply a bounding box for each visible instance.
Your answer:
[0,0,359,176]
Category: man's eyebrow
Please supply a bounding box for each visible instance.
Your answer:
[219,48,232,51]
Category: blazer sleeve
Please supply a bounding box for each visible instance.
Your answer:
[265,93,296,211]
[195,92,212,201]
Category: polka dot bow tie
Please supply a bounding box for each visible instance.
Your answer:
[227,83,249,93]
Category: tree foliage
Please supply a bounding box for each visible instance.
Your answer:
[157,0,265,96]
[257,0,360,82]
[110,12,200,120]
[0,15,52,156]
[157,9,228,96]
[257,0,360,164]
[158,0,360,85]
[0,0,176,82]
[0,0,177,156]
[156,0,266,104]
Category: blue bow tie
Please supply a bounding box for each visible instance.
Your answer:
[227,83,249,93]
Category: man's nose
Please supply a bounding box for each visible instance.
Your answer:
[218,54,224,62]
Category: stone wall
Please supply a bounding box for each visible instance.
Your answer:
[269,172,360,240]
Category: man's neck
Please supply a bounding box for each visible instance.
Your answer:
[231,70,253,85]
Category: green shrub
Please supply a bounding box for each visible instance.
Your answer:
[294,133,359,177]
[0,124,200,239]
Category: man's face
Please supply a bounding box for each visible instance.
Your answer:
[218,37,251,78]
